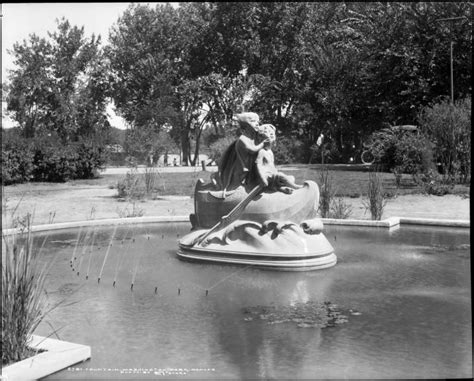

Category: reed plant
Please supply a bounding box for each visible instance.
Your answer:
[144,166,161,197]
[330,197,353,219]
[318,167,336,218]
[2,213,54,365]
[363,171,389,220]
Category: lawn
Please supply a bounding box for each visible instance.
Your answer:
[4,165,469,200]
[69,166,469,198]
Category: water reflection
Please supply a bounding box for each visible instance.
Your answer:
[205,270,336,379]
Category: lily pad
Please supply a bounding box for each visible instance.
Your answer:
[242,300,352,328]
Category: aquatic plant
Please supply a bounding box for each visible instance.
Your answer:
[242,301,351,328]
[1,213,54,365]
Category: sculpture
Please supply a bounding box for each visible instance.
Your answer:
[214,112,267,195]
[179,112,336,271]
[255,124,302,194]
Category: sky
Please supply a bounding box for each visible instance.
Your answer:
[1,2,178,129]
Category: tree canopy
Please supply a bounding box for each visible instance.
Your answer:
[5,2,472,165]
[6,18,111,143]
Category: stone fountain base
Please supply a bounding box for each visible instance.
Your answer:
[178,219,336,271]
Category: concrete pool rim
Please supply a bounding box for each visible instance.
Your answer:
[1,335,91,381]
[2,215,470,236]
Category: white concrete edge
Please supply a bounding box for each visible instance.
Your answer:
[321,217,401,228]
[2,215,469,236]
[2,216,190,236]
[1,335,91,381]
[398,217,470,228]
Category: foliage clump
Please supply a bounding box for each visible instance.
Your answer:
[1,133,107,185]
[418,97,471,184]
[2,213,55,366]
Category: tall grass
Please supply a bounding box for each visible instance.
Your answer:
[144,166,161,197]
[1,213,55,365]
[318,167,336,218]
[363,171,389,220]
[330,197,353,219]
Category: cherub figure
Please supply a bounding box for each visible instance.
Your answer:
[255,124,302,194]
[216,112,269,195]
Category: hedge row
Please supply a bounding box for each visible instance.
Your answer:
[2,141,107,185]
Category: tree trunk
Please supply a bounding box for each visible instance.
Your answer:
[191,116,208,166]
[180,128,191,166]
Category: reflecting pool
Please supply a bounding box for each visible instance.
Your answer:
[32,223,471,379]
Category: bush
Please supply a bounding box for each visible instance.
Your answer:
[413,170,454,196]
[363,127,436,175]
[392,133,436,175]
[116,168,144,200]
[418,97,471,183]
[2,134,107,184]
[1,144,34,185]
[32,145,77,182]
[74,142,107,179]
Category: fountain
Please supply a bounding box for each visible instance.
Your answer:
[178,112,336,270]
[27,222,472,379]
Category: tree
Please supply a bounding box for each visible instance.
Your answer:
[6,18,110,143]
[349,2,472,124]
[107,4,188,163]
[106,2,471,166]
[124,125,178,164]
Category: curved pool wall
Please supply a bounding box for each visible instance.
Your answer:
[3,215,470,236]
[11,217,471,380]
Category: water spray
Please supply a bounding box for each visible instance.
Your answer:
[70,226,83,265]
[85,228,98,280]
[98,224,118,284]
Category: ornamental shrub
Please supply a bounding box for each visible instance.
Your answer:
[31,145,77,182]
[418,97,471,183]
[364,127,435,175]
[1,139,34,185]
[392,133,436,175]
[73,142,107,179]
[2,131,106,184]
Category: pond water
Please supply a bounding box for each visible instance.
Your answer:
[32,222,471,379]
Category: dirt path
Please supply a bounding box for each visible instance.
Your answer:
[2,182,469,228]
